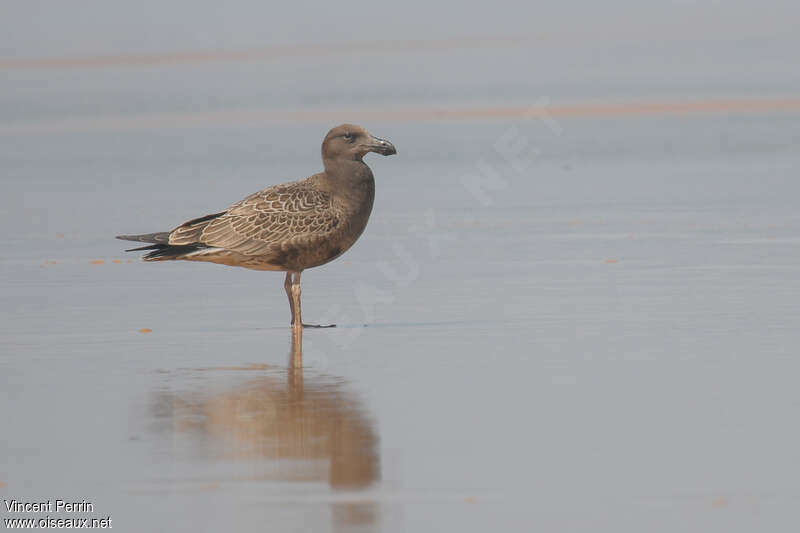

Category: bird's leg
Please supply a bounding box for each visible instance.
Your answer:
[285,271,298,327]
[290,271,303,329]
[289,270,336,328]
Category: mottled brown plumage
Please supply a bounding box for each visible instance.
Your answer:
[117,124,396,328]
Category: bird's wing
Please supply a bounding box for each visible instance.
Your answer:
[168,180,339,255]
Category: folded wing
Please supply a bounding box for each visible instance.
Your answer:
[168,180,339,256]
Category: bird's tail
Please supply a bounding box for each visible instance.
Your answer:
[116,232,170,247]
[116,232,208,260]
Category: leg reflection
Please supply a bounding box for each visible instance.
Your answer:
[150,327,380,531]
[289,327,380,531]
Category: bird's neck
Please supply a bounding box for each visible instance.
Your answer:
[324,158,371,181]
[324,159,374,190]
[322,159,375,213]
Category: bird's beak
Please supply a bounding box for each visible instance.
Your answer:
[365,136,397,156]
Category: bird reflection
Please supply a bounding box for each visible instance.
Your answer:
[150,328,380,531]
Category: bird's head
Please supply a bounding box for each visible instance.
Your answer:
[322,124,397,163]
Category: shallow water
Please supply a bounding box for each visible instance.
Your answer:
[3,3,800,532]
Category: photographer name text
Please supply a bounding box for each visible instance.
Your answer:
[4,500,94,514]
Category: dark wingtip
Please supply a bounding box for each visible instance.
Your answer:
[124,244,162,252]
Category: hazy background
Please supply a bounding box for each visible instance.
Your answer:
[2,1,800,532]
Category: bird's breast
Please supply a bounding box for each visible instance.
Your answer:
[290,179,374,270]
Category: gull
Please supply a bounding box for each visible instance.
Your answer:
[117,124,396,329]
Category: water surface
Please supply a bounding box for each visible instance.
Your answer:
[2,2,800,531]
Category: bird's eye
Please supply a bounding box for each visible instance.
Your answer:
[343,132,353,142]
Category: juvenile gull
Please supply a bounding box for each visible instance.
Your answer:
[117,124,396,329]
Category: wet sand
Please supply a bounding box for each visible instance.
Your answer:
[3,4,800,531]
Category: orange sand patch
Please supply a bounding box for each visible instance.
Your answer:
[3,97,800,135]
[712,496,729,508]
[138,328,152,334]
[0,36,529,70]
[89,259,104,265]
